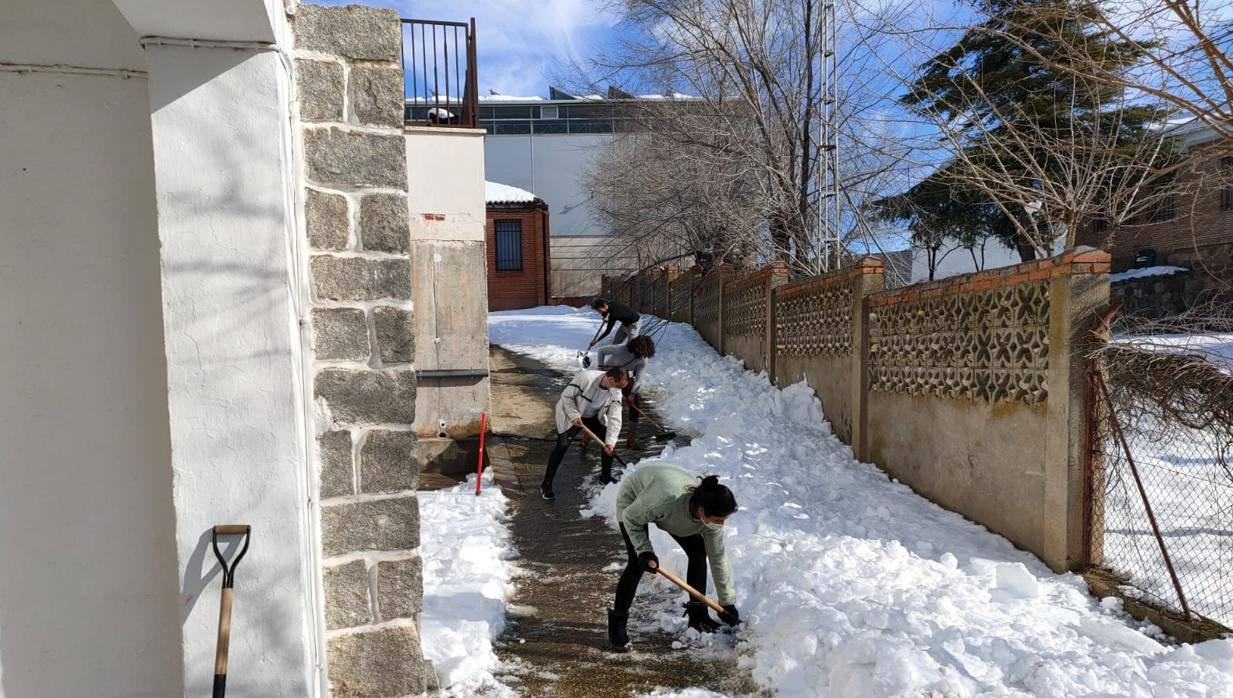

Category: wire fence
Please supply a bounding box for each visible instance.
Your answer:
[1092,340,1233,630]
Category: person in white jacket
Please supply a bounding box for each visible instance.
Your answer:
[541,367,630,499]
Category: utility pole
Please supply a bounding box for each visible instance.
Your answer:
[817,0,841,271]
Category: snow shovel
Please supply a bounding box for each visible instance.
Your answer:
[212,524,251,698]
[646,560,726,616]
[576,423,631,469]
[629,402,676,441]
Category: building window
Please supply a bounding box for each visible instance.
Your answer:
[1149,192,1175,223]
[1222,158,1233,211]
[495,220,523,271]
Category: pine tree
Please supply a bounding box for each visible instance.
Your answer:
[873,0,1169,266]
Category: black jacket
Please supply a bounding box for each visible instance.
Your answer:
[596,302,640,342]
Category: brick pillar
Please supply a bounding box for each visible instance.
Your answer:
[1043,248,1111,571]
[292,5,426,696]
[764,264,790,383]
[850,258,885,461]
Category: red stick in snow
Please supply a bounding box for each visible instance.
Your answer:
[475,412,487,495]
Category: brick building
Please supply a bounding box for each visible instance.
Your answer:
[486,180,551,310]
[1085,120,1233,315]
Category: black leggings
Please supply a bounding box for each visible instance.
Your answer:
[615,522,707,614]
[625,392,640,424]
[542,415,613,488]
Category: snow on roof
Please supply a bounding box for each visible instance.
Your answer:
[1108,265,1188,283]
[480,94,545,102]
[485,180,539,205]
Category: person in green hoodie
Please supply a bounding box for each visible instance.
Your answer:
[607,463,740,649]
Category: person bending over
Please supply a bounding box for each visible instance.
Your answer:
[542,367,630,499]
[589,298,641,348]
[597,335,656,450]
[607,463,740,649]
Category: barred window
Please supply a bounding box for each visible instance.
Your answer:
[494,220,523,271]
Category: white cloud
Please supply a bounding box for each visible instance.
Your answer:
[383,0,622,96]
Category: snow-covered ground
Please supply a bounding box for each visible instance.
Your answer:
[419,473,518,697]
[490,306,1233,697]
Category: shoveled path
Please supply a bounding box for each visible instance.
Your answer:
[487,347,758,698]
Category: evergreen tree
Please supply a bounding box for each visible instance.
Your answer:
[873,0,1169,264]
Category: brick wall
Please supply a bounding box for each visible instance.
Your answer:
[486,203,549,310]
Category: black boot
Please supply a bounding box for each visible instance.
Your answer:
[683,601,720,633]
[608,609,630,649]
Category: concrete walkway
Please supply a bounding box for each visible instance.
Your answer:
[486,347,757,697]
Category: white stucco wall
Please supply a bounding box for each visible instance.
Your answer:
[143,43,317,696]
[0,2,182,696]
[406,127,488,242]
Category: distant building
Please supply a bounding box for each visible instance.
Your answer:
[485,181,551,310]
[410,86,690,299]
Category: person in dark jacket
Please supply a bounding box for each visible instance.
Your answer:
[607,464,740,649]
[596,335,656,450]
[589,298,641,347]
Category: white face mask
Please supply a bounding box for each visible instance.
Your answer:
[703,521,725,532]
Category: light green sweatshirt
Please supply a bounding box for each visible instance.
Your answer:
[615,463,737,605]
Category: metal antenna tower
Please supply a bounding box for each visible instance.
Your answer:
[817,0,841,271]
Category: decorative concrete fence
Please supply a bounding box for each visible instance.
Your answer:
[607,249,1110,573]
[655,267,676,319]
[670,267,700,322]
[774,258,884,451]
[864,250,1109,571]
[692,265,731,353]
[722,264,789,375]
[638,271,656,313]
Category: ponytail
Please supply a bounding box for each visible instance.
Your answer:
[689,475,737,518]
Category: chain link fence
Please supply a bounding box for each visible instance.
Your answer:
[1091,336,1233,630]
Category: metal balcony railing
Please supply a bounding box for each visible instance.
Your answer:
[402,18,478,129]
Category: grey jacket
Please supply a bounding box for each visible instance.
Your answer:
[554,370,623,447]
[596,344,647,393]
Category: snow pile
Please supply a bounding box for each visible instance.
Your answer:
[1109,265,1188,283]
[419,473,518,696]
[490,307,1233,697]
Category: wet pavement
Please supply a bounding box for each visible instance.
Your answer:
[486,347,758,697]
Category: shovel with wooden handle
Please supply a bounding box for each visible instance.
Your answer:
[576,422,630,469]
[212,525,251,698]
[629,401,677,441]
[646,560,726,615]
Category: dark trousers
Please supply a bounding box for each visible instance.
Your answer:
[543,415,613,488]
[625,390,640,425]
[615,522,707,614]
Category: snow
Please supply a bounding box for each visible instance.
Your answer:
[490,306,1233,697]
[485,180,539,205]
[481,94,545,101]
[419,473,518,697]
[1109,265,1189,283]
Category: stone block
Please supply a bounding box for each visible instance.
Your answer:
[350,63,404,127]
[304,128,407,189]
[315,368,416,425]
[318,430,354,498]
[295,59,344,122]
[305,188,348,250]
[361,430,419,493]
[327,625,425,697]
[373,306,414,364]
[294,4,401,61]
[376,557,423,620]
[312,308,370,361]
[311,256,411,301]
[359,193,409,253]
[321,495,420,556]
[323,559,370,630]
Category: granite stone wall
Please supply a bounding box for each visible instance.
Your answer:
[292,5,426,695]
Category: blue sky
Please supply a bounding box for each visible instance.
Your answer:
[315,0,625,98]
